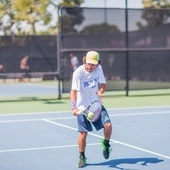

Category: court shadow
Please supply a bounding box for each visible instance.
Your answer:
[88,157,164,169]
[44,100,65,104]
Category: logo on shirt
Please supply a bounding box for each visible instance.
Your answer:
[84,77,99,89]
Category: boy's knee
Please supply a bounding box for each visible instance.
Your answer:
[104,122,112,129]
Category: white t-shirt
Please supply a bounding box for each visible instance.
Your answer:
[71,65,106,110]
[71,56,79,71]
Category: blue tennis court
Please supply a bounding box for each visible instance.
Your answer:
[0,82,59,97]
[0,106,169,170]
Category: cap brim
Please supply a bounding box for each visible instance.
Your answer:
[86,59,98,65]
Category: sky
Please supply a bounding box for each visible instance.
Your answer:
[81,0,144,8]
[1,0,144,34]
[54,0,144,8]
[48,0,144,29]
[46,0,144,32]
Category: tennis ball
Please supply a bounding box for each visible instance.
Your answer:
[88,112,94,119]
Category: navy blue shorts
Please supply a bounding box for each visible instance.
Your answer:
[77,106,111,132]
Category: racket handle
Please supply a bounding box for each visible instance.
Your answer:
[77,111,81,114]
[77,110,84,114]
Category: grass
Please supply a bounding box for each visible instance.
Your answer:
[0,80,170,114]
[0,89,170,114]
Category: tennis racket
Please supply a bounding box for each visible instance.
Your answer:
[78,100,102,122]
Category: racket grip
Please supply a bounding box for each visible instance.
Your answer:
[77,111,81,114]
[77,110,83,115]
[77,110,84,114]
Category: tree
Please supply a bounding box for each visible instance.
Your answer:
[58,0,83,7]
[60,7,84,34]
[0,0,85,35]
[80,23,120,34]
[0,0,15,35]
[143,0,170,8]
[12,0,52,34]
[58,0,84,34]
[137,0,170,30]
[0,0,52,35]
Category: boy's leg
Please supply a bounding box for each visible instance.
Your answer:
[102,122,112,159]
[77,132,87,168]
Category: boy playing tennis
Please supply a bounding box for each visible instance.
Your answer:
[70,51,112,168]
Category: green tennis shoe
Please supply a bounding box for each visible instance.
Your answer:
[77,156,86,168]
[101,139,112,159]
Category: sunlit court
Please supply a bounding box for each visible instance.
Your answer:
[0,107,170,169]
[0,0,170,169]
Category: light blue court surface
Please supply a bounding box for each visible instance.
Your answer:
[0,83,59,96]
[0,107,170,170]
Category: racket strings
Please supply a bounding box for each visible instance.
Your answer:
[89,103,101,112]
[89,102,102,121]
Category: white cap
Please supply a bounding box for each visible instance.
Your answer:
[86,51,100,65]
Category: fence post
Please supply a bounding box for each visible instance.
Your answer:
[125,0,129,96]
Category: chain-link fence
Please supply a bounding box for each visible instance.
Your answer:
[0,36,61,101]
[59,7,170,95]
[0,8,170,99]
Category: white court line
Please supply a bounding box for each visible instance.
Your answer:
[0,119,170,160]
[0,110,70,117]
[0,142,112,153]
[109,110,170,117]
[0,117,75,123]
[0,105,170,116]
[0,110,170,123]
[43,119,170,160]
[0,145,78,153]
